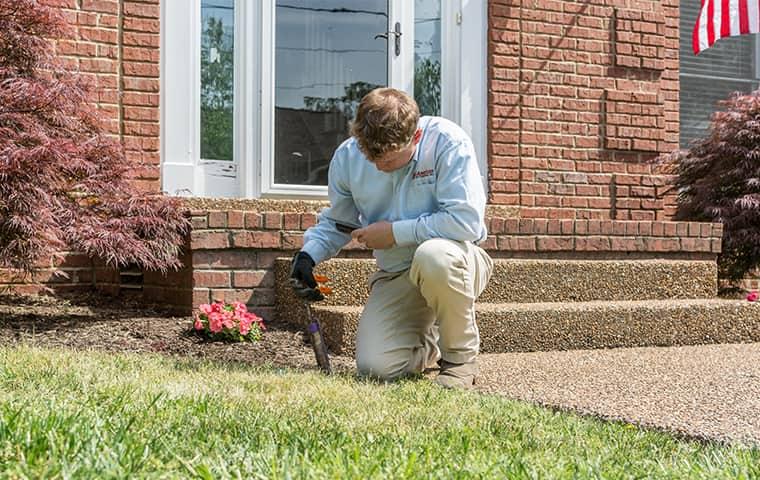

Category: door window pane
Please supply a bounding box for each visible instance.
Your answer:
[201,0,235,161]
[414,0,441,116]
[679,0,758,148]
[274,1,387,186]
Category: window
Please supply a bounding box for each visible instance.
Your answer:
[414,0,442,116]
[679,0,760,148]
[161,0,485,198]
[273,1,388,186]
[200,0,235,162]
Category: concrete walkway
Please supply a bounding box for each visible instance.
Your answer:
[475,342,760,447]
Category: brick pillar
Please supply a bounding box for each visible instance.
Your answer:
[47,0,161,194]
[122,0,161,193]
[488,1,522,207]
[487,0,681,221]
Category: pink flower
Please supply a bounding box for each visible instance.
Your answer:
[219,310,234,329]
[197,301,265,340]
[240,323,251,335]
[208,313,223,333]
[193,317,204,331]
[747,291,758,302]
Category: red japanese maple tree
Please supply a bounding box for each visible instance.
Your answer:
[659,90,760,281]
[0,0,189,276]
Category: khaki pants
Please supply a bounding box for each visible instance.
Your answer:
[355,238,494,380]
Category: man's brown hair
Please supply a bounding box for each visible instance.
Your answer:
[350,88,420,161]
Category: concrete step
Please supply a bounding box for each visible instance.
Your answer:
[274,257,717,314]
[306,299,760,355]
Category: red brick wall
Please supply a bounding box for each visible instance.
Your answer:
[44,0,161,193]
[488,0,680,221]
[0,253,94,295]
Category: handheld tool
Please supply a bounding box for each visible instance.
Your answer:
[289,278,332,374]
[304,300,331,374]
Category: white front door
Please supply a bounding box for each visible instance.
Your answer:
[161,0,485,199]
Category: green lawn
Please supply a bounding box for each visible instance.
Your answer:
[0,346,757,479]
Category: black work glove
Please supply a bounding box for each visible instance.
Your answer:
[289,251,324,301]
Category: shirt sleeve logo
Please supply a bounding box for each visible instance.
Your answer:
[412,169,434,180]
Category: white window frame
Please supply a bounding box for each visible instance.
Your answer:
[161,0,487,199]
[161,0,200,197]
[459,0,487,190]
[161,0,244,198]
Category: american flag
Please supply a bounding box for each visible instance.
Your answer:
[693,0,760,54]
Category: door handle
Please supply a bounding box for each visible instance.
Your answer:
[374,22,402,57]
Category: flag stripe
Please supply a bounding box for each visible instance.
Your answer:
[730,0,742,35]
[710,0,727,43]
[707,0,716,46]
[694,0,702,53]
[696,0,710,53]
[739,0,750,34]
[748,0,759,34]
[721,0,731,37]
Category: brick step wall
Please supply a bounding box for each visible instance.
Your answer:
[184,209,722,320]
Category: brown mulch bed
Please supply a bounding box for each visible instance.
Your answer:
[0,293,355,373]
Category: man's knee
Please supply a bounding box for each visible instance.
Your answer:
[356,350,409,381]
[411,238,465,280]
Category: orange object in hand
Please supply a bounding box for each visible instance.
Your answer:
[317,285,333,295]
[314,274,329,283]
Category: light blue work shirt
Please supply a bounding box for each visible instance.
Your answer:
[302,116,487,273]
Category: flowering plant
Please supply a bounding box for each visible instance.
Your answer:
[193,301,265,342]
